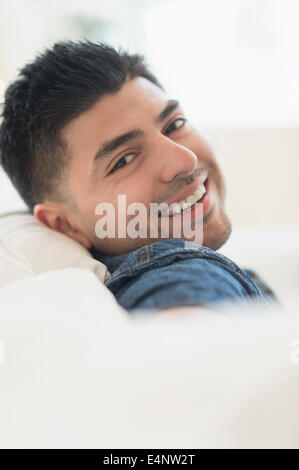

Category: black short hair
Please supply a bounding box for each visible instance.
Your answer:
[0,40,164,213]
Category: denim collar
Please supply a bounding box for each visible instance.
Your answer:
[89,239,198,275]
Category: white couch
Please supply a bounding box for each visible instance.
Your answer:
[1,172,299,448]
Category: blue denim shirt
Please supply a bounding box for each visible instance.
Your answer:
[90,239,277,312]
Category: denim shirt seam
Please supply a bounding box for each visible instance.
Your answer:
[105,245,243,286]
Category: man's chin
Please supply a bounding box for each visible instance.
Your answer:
[202,214,232,251]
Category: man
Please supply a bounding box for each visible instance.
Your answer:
[0,40,276,312]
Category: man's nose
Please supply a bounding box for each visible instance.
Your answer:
[156,136,198,183]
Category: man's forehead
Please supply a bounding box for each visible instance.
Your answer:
[63,77,173,155]
[67,77,167,132]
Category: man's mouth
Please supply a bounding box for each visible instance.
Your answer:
[158,177,209,217]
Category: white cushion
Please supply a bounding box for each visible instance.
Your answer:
[0,270,299,448]
[0,168,28,215]
[0,212,110,287]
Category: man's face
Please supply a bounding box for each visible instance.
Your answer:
[63,76,231,254]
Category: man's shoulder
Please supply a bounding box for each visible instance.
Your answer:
[90,238,240,278]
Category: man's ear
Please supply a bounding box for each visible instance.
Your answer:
[34,202,92,250]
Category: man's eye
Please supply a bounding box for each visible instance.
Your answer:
[165,117,187,135]
[109,118,187,175]
[109,152,136,174]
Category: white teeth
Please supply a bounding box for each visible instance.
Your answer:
[163,182,207,216]
[201,184,206,194]
[197,184,206,197]
[193,188,203,200]
[186,194,197,205]
[172,203,182,214]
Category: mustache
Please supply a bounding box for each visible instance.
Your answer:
[153,164,210,205]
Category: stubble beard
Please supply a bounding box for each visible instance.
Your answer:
[200,165,232,251]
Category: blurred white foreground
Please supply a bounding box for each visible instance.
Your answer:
[0,266,299,448]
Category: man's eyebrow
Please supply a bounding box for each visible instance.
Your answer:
[92,99,180,162]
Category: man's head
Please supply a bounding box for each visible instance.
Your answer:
[0,40,231,254]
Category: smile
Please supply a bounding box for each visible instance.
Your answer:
[164,183,206,216]
[158,176,210,218]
